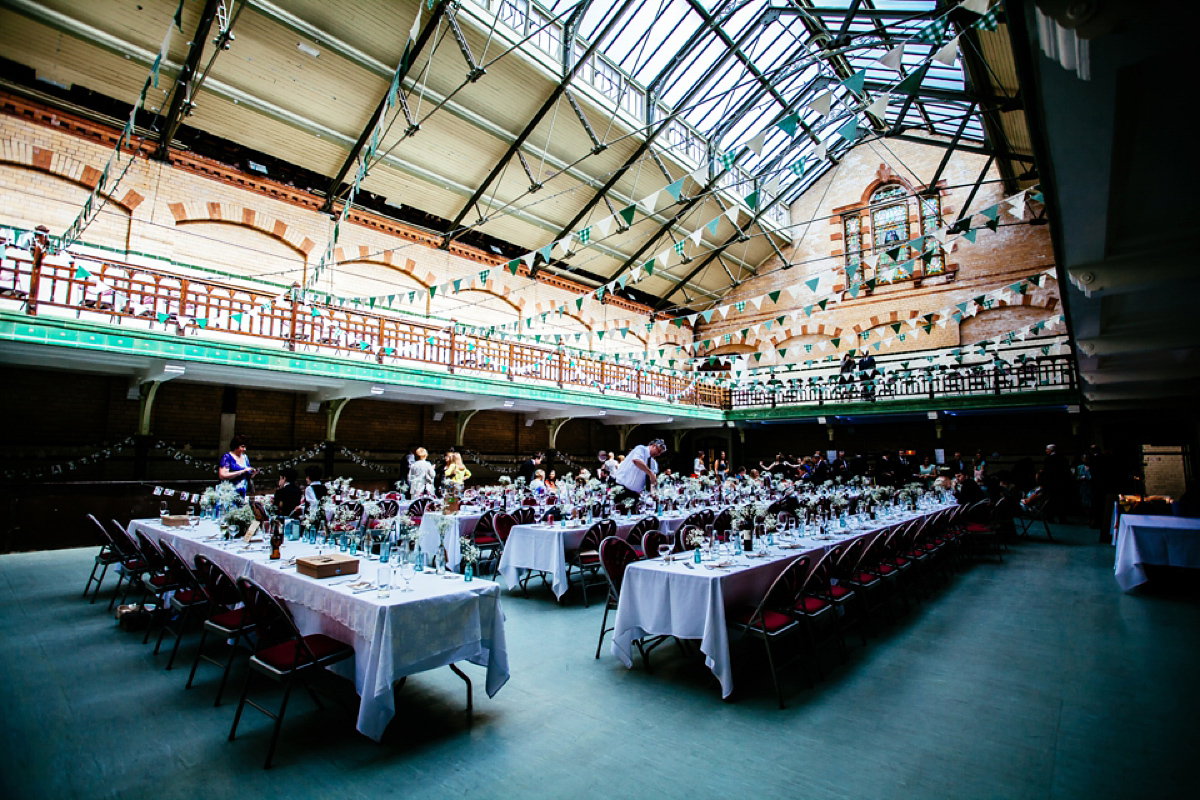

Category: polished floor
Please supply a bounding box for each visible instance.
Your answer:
[1,523,1196,800]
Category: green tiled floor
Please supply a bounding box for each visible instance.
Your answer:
[1,524,1195,799]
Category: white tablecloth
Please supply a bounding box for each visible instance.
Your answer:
[1113,514,1200,591]
[417,511,483,572]
[611,505,951,698]
[131,519,509,741]
[498,518,639,599]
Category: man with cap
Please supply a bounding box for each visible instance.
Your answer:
[613,438,667,510]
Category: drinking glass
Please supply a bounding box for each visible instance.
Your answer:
[376,564,391,599]
[160,501,169,520]
[187,506,198,531]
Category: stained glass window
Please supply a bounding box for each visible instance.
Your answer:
[843,215,862,271]
[920,196,945,275]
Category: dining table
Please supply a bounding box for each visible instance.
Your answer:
[497,516,644,599]
[610,504,953,699]
[130,518,509,742]
[416,510,484,572]
[1112,513,1200,591]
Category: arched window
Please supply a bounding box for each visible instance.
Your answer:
[840,181,946,288]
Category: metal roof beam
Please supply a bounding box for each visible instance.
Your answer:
[154,0,220,160]
[440,0,627,249]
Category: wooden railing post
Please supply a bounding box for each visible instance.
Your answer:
[27,227,49,316]
[287,283,299,350]
[556,348,564,388]
[448,321,457,374]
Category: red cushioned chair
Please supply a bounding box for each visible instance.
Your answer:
[151,539,211,669]
[798,545,866,665]
[641,529,670,561]
[727,555,814,708]
[186,554,256,706]
[106,519,150,612]
[134,530,184,640]
[564,521,607,607]
[626,515,658,557]
[84,514,124,604]
[228,577,354,769]
[595,536,670,668]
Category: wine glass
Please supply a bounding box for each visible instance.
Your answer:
[159,501,169,520]
[187,506,197,532]
[399,561,415,592]
[658,542,673,562]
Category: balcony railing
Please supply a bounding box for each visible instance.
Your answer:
[730,356,1077,409]
[0,247,728,410]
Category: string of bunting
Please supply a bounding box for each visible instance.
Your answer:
[2,436,136,480]
[338,446,392,474]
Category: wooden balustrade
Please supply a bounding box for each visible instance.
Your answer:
[0,248,729,409]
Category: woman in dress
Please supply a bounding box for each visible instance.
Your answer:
[444,451,472,485]
[218,435,257,496]
[693,451,706,477]
[407,447,436,497]
[715,450,728,480]
[544,469,558,492]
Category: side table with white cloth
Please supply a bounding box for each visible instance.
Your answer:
[498,518,637,599]
[131,518,509,742]
[1113,514,1200,591]
[417,511,483,572]
[611,505,952,698]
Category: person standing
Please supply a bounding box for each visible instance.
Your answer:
[408,447,436,497]
[693,450,707,477]
[715,450,729,480]
[597,450,612,480]
[445,451,472,486]
[303,465,327,514]
[613,439,667,509]
[517,452,543,485]
[218,435,258,496]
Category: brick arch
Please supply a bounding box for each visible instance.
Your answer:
[855,308,921,335]
[0,140,142,213]
[167,202,314,259]
[857,163,922,207]
[454,286,522,314]
[959,295,1060,345]
[337,255,433,289]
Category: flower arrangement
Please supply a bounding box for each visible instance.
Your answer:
[222,502,255,535]
[685,528,707,548]
[202,481,241,510]
[498,475,512,486]
[330,503,363,532]
[459,535,480,566]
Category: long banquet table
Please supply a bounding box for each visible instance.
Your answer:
[131,518,509,741]
[1113,513,1200,591]
[610,504,952,699]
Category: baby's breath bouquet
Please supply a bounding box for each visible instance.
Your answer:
[202,481,241,511]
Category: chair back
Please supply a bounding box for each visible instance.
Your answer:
[408,497,431,521]
[682,511,706,530]
[516,507,536,525]
[494,512,517,544]
[378,499,401,519]
[675,524,699,553]
[159,539,206,600]
[473,510,497,539]
[87,514,116,553]
[747,555,811,624]
[598,536,639,598]
[596,518,617,539]
[135,530,169,574]
[236,577,306,657]
[107,520,142,563]
[832,537,865,581]
[579,522,606,554]
[712,509,732,534]
[803,545,843,600]
[193,554,242,610]
[641,529,669,559]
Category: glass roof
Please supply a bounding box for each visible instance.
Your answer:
[544,0,983,205]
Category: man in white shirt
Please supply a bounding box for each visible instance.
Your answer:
[613,439,667,509]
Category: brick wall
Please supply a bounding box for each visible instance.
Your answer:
[697,138,1060,366]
